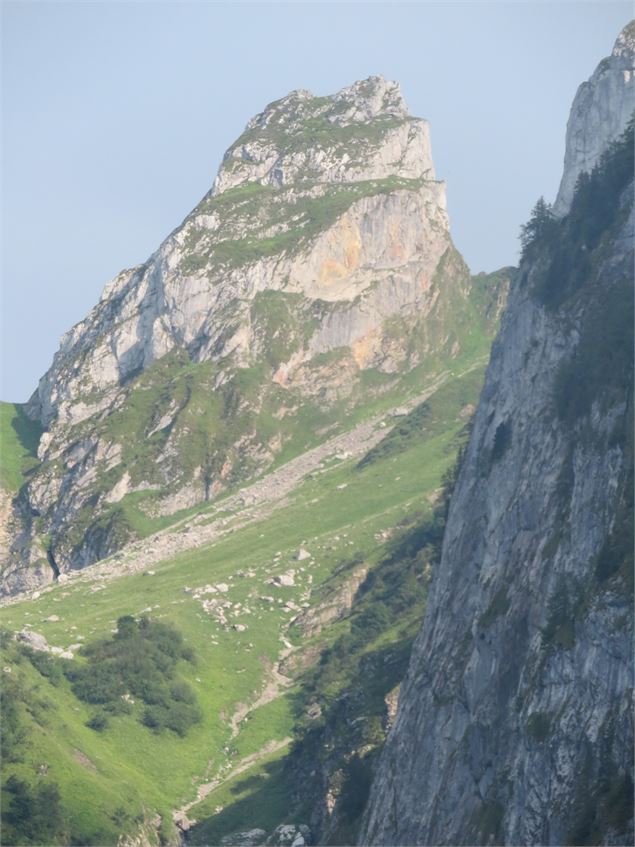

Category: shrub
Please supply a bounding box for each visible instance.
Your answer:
[567,770,634,844]
[604,773,634,831]
[2,776,66,845]
[520,197,556,259]
[111,806,129,827]
[21,648,64,686]
[554,279,633,423]
[479,587,510,628]
[1,676,28,763]
[115,615,137,639]
[181,645,195,664]
[164,702,203,737]
[86,712,109,732]
[142,706,165,730]
[340,754,374,822]
[527,121,634,309]
[542,582,575,650]
[352,605,393,639]
[526,711,551,742]
[68,662,126,704]
[103,698,133,716]
[67,616,201,737]
[171,682,196,704]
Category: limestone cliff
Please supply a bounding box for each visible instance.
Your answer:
[554,21,635,215]
[3,76,495,591]
[360,25,634,847]
[30,77,446,430]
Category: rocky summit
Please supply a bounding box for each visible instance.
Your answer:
[2,75,503,592]
[554,20,635,215]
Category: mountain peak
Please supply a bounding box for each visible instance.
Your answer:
[613,19,635,58]
[554,19,635,214]
[246,75,409,132]
[330,75,409,124]
[14,67,461,580]
[212,75,428,196]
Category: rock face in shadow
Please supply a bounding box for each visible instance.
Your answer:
[360,23,634,847]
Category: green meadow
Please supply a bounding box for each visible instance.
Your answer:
[0,365,486,845]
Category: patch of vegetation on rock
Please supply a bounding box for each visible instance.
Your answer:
[186,176,427,270]
[65,615,201,737]
[526,711,552,742]
[0,402,42,492]
[479,587,511,629]
[524,120,633,309]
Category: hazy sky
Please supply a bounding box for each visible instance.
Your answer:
[1,1,631,401]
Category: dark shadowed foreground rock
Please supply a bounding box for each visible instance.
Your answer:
[360,22,634,847]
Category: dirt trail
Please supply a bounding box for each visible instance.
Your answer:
[229,644,295,739]
[172,736,292,832]
[173,639,296,831]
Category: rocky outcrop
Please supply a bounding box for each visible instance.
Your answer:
[554,20,634,215]
[212,823,311,846]
[0,491,53,596]
[361,26,634,847]
[4,75,500,589]
[293,563,368,638]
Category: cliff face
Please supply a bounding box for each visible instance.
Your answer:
[361,25,634,847]
[30,77,445,430]
[554,21,635,215]
[3,76,493,591]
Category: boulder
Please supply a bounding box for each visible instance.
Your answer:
[273,572,295,587]
[220,829,267,846]
[16,630,50,652]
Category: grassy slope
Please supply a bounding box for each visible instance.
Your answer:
[0,402,42,492]
[186,369,479,845]
[61,340,487,556]
[0,365,486,845]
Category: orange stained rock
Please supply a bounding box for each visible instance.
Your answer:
[352,328,381,368]
[318,216,361,283]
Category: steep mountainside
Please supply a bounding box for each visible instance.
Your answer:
[361,26,634,847]
[554,20,635,214]
[3,76,501,593]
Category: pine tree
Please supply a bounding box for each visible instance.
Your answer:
[520,196,555,256]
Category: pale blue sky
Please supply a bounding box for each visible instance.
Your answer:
[1,1,631,401]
